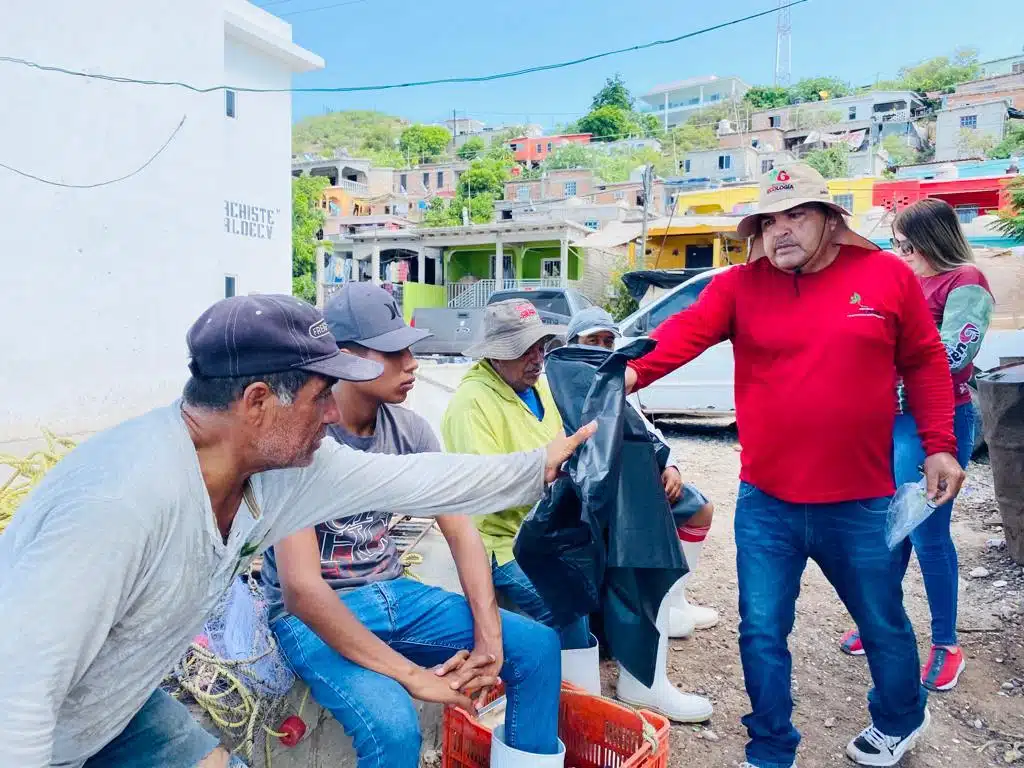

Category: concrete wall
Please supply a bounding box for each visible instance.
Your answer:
[0,1,316,441]
[935,103,1008,161]
[949,73,1024,110]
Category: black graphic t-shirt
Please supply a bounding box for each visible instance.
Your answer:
[262,404,440,621]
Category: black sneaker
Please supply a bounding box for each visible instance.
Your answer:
[845,708,930,766]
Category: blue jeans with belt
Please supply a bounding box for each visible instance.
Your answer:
[735,482,927,768]
[273,577,561,768]
[894,400,976,647]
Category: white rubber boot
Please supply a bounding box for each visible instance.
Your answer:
[615,595,714,723]
[560,635,601,695]
[666,578,696,638]
[490,725,565,767]
[673,537,720,631]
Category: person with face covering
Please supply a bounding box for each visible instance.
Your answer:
[441,300,600,694]
[625,164,965,768]
[839,199,994,692]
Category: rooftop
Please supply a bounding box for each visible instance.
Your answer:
[643,75,747,96]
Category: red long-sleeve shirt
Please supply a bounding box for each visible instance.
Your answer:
[629,246,956,504]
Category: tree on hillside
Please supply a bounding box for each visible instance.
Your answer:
[990,121,1024,160]
[790,107,844,131]
[577,105,637,141]
[591,74,634,111]
[457,159,507,199]
[956,128,997,159]
[399,124,452,163]
[595,147,663,183]
[995,176,1024,242]
[666,123,719,152]
[789,77,852,102]
[744,86,791,109]
[882,134,918,166]
[542,143,597,170]
[291,175,330,303]
[804,144,850,179]
[457,136,486,160]
[422,194,495,228]
[878,47,981,93]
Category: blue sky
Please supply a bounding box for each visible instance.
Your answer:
[273,0,1024,129]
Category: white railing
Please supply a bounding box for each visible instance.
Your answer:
[446,278,572,308]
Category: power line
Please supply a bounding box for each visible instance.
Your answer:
[0,1,807,95]
[0,115,187,188]
[280,0,370,17]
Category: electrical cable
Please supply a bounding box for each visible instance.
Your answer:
[0,1,807,95]
[0,115,186,188]
[280,0,370,17]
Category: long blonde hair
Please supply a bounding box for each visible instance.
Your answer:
[893,198,974,273]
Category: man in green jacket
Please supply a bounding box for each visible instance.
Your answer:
[442,300,598,692]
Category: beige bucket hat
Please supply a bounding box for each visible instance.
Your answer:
[737,163,879,261]
[464,299,567,360]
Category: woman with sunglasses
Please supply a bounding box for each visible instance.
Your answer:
[840,198,994,692]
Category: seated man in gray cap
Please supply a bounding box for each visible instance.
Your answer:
[441,300,598,693]
[262,284,564,768]
[0,293,591,768]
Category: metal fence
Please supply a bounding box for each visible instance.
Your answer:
[446,279,571,308]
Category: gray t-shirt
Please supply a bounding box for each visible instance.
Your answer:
[0,402,545,768]
[262,404,439,621]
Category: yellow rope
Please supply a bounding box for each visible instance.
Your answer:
[400,551,424,581]
[0,431,76,533]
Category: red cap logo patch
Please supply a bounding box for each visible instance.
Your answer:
[776,170,791,182]
[516,303,538,320]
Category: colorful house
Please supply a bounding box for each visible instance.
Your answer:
[672,178,878,219]
[872,176,1014,222]
[507,133,592,166]
[637,216,750,270]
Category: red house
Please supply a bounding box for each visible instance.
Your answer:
[506,133,592,166]
[873,176,1013,221]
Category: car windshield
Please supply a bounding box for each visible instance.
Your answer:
[491,291,571,316]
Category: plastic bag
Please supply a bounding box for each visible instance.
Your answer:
[885,478,938,551]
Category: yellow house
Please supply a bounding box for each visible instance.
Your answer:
[320,186,371,218]
[673,177,879,220]
[632,216,749,270]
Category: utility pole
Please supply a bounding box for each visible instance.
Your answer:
[639,164,654,269]
[774,0,792,88]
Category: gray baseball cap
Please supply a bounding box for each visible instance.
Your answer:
[463,299,567,360]
[324,282,432,352]
[567,306,621,344]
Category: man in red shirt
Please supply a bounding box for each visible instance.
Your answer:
[625,163,965,768]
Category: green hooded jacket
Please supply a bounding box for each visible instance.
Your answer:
[441,361,563,565]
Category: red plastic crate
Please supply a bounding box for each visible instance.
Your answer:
[442,682,670,768]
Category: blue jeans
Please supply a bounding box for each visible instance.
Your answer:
[80,688,225,768]
[491,556,592,650]
[894,401,976,647]
[735,483,927,768]
[272,578,561,768]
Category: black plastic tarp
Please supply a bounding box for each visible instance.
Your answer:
[513,340,686,687]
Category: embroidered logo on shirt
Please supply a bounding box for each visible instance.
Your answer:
[847,292,885,320]
[849,292,861,305]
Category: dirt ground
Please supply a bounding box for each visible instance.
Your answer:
[601,418,1024,768]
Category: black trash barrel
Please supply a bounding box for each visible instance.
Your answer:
[977,362,1024,564]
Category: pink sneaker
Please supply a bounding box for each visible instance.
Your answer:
[840,629,865,656]
[921,646,966,691]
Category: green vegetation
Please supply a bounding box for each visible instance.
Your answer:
[292,110,405,158]
[398,124,452,163]
[591,74,634,111]
[956,128,997,159]
[743,77,852,109]
[876,48,981,93]
[995,177,1024,242]
[457,136,486,160]
[803,144,850,179]
[291,175,330,303]
[881,134,919,166]
[990,121,1024,160]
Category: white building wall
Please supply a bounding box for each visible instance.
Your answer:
[0,0,320,441]
[935,103,1008,162]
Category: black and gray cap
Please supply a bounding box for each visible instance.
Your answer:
[324,282,432,352]
[186,294,383,382]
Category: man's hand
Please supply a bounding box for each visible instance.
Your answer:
[923,452,965,507]
[662,466,683,504]
[544,421,597,483]
[436,641,504,707]
[402,657,478,713]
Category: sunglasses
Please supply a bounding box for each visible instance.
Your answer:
[890,237,915,255]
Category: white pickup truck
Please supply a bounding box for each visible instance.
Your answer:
[620,266,1024,422]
